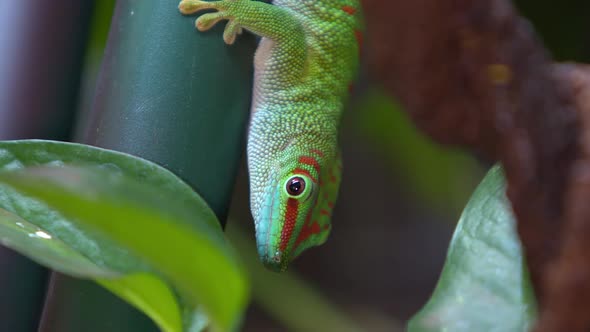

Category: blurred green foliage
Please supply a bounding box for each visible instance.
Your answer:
[352,90,484,215]
[226,223,375,332]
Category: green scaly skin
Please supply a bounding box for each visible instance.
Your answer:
[179,0,361,271]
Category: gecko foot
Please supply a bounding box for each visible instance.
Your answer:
[179,0,245,45]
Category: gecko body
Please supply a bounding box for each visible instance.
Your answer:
[179,0,361,271]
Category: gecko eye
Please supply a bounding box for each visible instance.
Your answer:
[286,177,306,196]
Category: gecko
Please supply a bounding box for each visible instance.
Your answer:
[179,0,361,272]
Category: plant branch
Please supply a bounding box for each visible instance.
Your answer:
[361,0,590,330]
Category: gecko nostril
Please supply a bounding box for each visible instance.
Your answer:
[272,251,281,262]
[260,251,290,272]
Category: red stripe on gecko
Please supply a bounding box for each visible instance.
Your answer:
[293,168,317,183]
[320,209,330,216]
[279,198,299,252]
[342,5,356,15]
[299,156,321,175]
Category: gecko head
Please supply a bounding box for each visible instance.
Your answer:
[251,146,337,272]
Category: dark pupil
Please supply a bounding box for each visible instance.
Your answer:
[287,177,305,196]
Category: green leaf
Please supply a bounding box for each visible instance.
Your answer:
[0,200,184,332]
[408,165,537,332]
[0,139,248,332]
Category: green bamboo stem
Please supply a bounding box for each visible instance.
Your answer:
[38,0,257,330]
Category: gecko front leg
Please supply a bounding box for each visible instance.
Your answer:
[179,0,304,43]
[179,0,307,87]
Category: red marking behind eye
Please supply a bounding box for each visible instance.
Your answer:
[293,215,324,250]
[279,198,299,252]
[342,5,356,15]
[310,149,325,157]
[299,156,320,175]
[354,30,363,49]
[330,174,338,183]
[310,221,321,233]
[293,168,317,183]
[294,213,312,249]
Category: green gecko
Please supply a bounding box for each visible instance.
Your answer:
[179,0,361,271]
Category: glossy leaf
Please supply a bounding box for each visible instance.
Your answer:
[408,166,537,332]
[0,140,248,332]
[0,208,116,278]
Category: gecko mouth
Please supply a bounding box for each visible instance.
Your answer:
[261,251,290,272]
[256,228,291,272]
[257,239,291,272]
